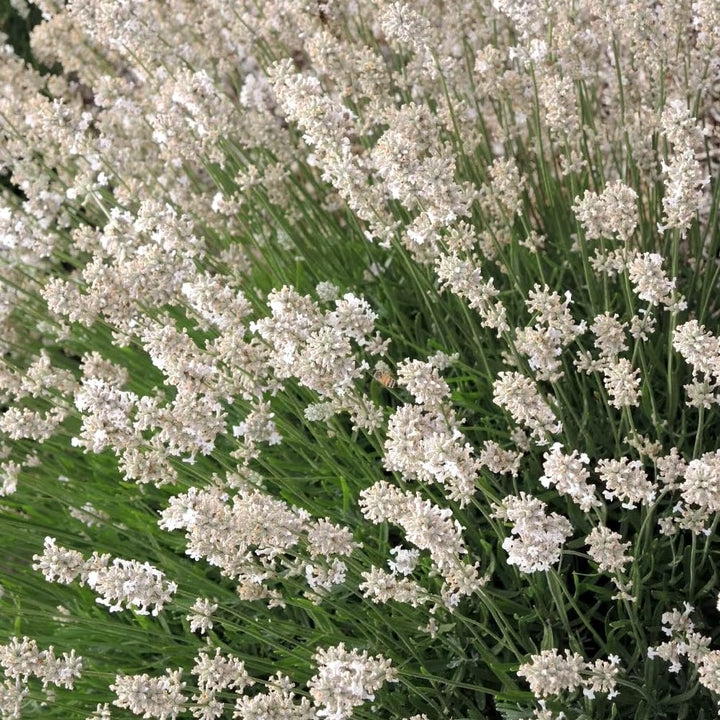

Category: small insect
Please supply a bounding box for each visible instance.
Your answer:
[372,367,396,388]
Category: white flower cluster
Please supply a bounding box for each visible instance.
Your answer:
[0,635,83,689]
[0,635,83,720]
[493,371,562,445]
[384,392,480,507]
[190,648,253,720]
[518,648,621,700]
[576,310,650,408]
[49,273,389,480]
[0,350,75,454]
[87,557,178,616]
[537,74,580,138]
[514,286,585,382]
[359,566,429,609]
[159,485,358,605]
[379,2,432,51]
[572,180,638,243]
[484,157,526,222]
[307,643,397,720]
[268,57,393,245]
[110,669,186,720]
[435,252,508,333]
[72,361,196,484]
[2,0,720,716]
[589,313,628,362]
[602,358,643,409]
[477,440,523,477]
[370,105,475,254]
[585,525,632,575]
[596,456,657,509]
[396,359,451,407]
[186,598,217,635]
[0,458,23,497]
[675,450,720,532]
[677,321,717,379]
[539,443,600,511]
[572,180,638,242]
[30,536,85,584]
[648,603,720,692]
[585,525,634,601]
[181,272,252,333]
[359,545,429,608]
[252,286,387,431]
[673,319,720,409]
[43,202,204,337]
[626,252,686,312]
[359,480,483,605]
[234,672,315,720]
[492,493,573,573]
[32,537,177,616]
[658,99,709,237]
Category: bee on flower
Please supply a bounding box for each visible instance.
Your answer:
[372,362,396,388]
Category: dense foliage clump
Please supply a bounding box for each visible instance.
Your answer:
[1,1,720,719]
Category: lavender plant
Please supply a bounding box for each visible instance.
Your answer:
[1,1,720,719]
